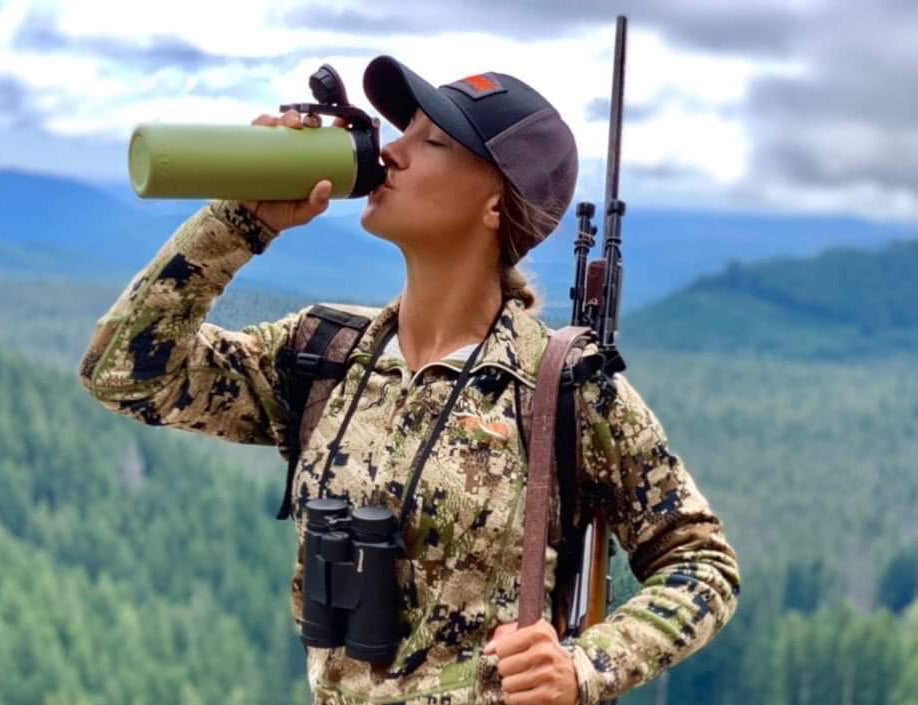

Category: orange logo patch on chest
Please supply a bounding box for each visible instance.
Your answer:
[456,413,512,443]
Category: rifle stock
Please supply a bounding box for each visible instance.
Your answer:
[553,510,613,637]
[585,514,612,627]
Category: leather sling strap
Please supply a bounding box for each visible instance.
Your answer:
[518,326,592,627]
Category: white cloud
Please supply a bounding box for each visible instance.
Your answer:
[54,1,270,52]
[757,179,918,224]
[1,0,916,222]
[0,0,30,45]
[626,107,749,184]
[44,95,265,137]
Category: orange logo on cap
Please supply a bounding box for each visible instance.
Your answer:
[461,74,500,93]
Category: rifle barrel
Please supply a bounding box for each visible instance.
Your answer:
[605,16,627,207]
[598,15,628,349]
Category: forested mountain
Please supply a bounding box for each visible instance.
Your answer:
[2,333,917,705]
[2,210,918,703]
[0,275,313,371]
[4,167,916,312]
[0,346,306,705]
[6,236,918,372]
[623,239,918,358]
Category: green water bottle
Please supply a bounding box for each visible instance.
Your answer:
[127,64,387,201]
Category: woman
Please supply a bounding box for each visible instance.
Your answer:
[79,56,741,705]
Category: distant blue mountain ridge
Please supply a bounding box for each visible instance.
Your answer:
[1,168,915,315]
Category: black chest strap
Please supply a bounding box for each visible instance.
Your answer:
[275,305,371,520]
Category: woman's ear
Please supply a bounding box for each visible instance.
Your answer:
[483,193,501,232]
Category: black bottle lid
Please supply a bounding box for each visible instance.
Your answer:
[305,497,349,531]
[351,505,397,542]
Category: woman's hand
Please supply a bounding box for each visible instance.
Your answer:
[241,109,349,233]
[483,619,580,705]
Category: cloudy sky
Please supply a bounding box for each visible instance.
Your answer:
[1,0,916,223]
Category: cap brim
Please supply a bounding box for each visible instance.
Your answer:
[363,55,492,162]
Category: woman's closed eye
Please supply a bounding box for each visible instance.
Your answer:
[425,139,445,147]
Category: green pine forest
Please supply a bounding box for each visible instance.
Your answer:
[1,240,917,705]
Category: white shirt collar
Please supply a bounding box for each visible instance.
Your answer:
[383,333,478,365]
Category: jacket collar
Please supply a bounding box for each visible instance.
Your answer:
[350,296,551,388]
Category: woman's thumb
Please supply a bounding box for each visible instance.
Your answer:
[311,180,332,207]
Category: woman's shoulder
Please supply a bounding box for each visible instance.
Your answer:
[238,301,385,340]
[314,301,386,319]
[577,366,671,454]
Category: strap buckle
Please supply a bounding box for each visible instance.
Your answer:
[294,352,323,376]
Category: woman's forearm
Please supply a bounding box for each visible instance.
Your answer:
[78,199,299,444]
[570,372,742,704]
[567,512,740,703]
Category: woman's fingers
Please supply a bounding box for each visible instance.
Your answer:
[252,111,343,129]
[290,179,332,224]
[242,113,339,230]
[282,109,305,128]
[296,179,333,214]
[251,113,279,126]
[252,111,314,128]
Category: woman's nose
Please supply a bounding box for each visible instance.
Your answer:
[380,142,401,170]
[380,130,412,170]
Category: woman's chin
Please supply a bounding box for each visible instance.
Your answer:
[359,202,380,229]
[359,205,396,243]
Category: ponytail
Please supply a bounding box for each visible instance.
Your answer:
[499,264,541,313]
[493,169,565,316]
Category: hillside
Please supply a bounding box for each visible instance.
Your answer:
[2,251,918,595]
[3,193,918,703]
[4,167,916,312]
[0,275,314,370]
[5,233,918,579]
[3,247,918,704]
[623,239,918,359]
[6,235,918,368]
[2,322,917,705]
[0,345,306,705]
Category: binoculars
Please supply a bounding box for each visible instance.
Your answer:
[128,64,387,201]
[300,498,404,664]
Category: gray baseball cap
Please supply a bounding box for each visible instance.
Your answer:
[363,55,579,239]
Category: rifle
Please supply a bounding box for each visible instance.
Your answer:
[552,14,629,645]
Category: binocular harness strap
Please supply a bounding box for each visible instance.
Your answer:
[318,307,504,538]
[394,313,498,531]
[317,322,398,499]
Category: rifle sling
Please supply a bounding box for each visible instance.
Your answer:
[518,326,591,627]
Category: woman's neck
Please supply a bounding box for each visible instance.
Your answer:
[397,253,502,371]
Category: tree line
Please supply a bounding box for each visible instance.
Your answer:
[1,325,916,703]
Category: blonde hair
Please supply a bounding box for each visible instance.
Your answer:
[493,169,565,315]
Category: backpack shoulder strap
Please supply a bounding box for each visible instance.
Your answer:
[274,303,373,519]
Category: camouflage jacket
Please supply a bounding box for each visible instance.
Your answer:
[79,200,741,705]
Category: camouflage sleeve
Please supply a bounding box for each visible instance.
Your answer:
[566,371,742,704]
[78,199,302,446]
